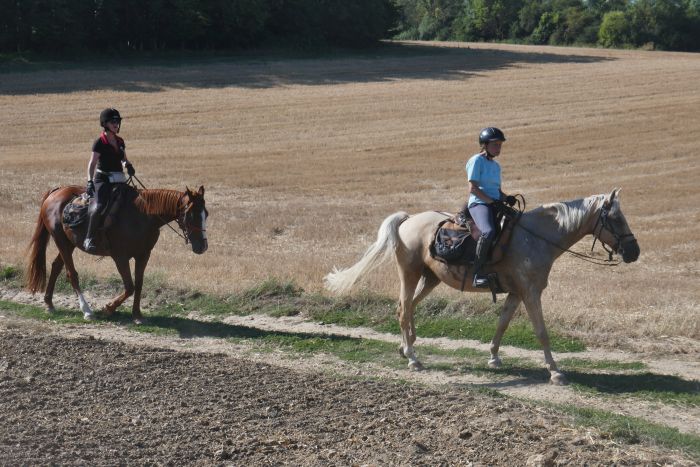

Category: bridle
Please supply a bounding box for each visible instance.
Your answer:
[176,194,207,245]
[590,202,636,261]
[128,175,205,245]
[505,195,632,266]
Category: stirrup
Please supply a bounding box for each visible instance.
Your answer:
[472,274,490,288]
[83,238,97,252]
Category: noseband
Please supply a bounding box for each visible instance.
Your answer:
[591,204,636,260]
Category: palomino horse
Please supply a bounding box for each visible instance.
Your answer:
[326,189,639,385]
[26,185,208,323]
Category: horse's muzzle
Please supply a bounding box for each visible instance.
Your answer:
[192,239,208,255]
[620,238,640,263]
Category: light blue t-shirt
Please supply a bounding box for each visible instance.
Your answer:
[466,153,501,206]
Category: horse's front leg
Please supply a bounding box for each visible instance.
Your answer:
[131,252,152,324]
[104,256,134,318]
[488,293,521,368]
[522,291,567,385]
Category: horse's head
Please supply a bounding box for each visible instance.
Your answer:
[594,188,639,263]
[178,185,208,255]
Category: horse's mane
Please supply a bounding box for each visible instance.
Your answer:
[134,189,182,217]
[533,194,606,233]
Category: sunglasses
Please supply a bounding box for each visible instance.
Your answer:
[109,118,122,124]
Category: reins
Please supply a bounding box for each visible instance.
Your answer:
[506,196,622,267]
[128,175,189,243]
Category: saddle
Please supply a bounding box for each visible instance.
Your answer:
[432,208,516,265]
[62,184,132,246]
[431,207,521,300]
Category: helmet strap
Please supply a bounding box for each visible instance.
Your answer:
[482,148,496,159]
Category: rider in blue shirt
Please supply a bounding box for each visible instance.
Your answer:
[466,127,516,287]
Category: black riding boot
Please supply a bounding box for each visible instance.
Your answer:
[472,235,492,288]
[83,208,100,252]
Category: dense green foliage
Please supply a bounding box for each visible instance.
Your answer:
[393,0,700,51]
[0,0,398,54]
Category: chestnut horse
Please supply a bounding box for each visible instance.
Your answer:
[26,185,208,323]
[325,189,639,385]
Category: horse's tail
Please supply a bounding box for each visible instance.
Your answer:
[26,190,52,294]
[325,211,409,294]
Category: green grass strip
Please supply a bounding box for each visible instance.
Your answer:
[152,278,585,352]
[0,299,87,324]
[556,404,700,462]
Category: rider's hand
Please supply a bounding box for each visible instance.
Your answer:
[126,163,136,177]
[504,195,517,207]
[86,180,95,197]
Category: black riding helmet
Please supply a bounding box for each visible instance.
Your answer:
[479,127,506,145]
[100,108,122,128]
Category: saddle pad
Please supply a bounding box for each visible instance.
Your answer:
[432,218,477,264]
[62,194,90,228]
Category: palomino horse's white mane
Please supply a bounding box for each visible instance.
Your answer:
[538,194,611,234]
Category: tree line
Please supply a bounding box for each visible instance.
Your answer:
[394,0,700,51]
[0,0,398,54]
[2,0,699,55]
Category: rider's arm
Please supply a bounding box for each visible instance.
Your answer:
[121,149,130,167]
[469,180,497,204]
[87,152,99,180]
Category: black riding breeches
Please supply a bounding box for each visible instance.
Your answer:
[92,178,113,215]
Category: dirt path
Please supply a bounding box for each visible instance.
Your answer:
[1,314,697,466]
[2,286,699,441]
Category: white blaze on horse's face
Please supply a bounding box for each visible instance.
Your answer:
[201,208,208,240]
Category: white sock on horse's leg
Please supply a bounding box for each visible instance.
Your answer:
[78,292,94,320]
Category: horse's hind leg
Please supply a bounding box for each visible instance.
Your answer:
[488,293,521,368]
[412,269,440,305]
[44,253,65,313]
[57,240,95,320]
[398,269,438,360]
[396,265,423,371]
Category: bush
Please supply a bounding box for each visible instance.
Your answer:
[598,11,630,48]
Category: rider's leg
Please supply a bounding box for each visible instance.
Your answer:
[468,203,495,288]
[84,179,110,252]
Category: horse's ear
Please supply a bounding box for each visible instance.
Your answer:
[185,185,191,195]
[609,187,621,204]
[198,185,205,196]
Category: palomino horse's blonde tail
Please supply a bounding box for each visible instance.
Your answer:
[324,211,409,294]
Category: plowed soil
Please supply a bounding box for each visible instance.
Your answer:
[0,315,695,466]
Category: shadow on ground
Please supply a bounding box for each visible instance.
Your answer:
[0,42,616,95]
[465,365,700,399]
[110,309,363,343]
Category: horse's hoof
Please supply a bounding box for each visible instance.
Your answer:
[133,318,144,325]
[83,313,96,321]
[46,307,56,314]
[399,347,406,359]
[549,372,568,386]
[408,361,424,371]
[488,357,502,368]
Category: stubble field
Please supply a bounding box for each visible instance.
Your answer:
[1,41,698,344]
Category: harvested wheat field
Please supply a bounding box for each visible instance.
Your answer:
[1,41,699,341]
[1,41,700,464]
